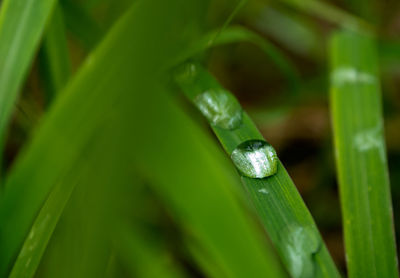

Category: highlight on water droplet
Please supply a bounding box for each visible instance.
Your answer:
[353,122,385,162]
[280,224,321,278]
[230,139,278,178]
[194,88,242,130]
[174,62,199,85]
[331,67,376,87]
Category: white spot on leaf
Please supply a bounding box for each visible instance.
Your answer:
[331,67,376,86]
[353,123,385,161]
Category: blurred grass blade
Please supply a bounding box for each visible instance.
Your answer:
[60,0,103,50]
[39,4,71,104]
[0,0,57,150]
[0,0,283,276]
[330,30,399,278]
[7,128,116,278]
[173,26,300,94]
[125,82,288,278]
[58,1,299,95]
[8,177,79,278]
[0,0,209,275]
[252,6,322,58]
[282,0,372,32]
[186,240,231,278]
[35,131,139,278]
[115,224,187,278]
[60,0,134,52]
[175,63,340,278]
[207,0,247,47]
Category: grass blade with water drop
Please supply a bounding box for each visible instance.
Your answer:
[125,82,288,278]
[175,63,341,278]
[329,30,398,278]
[0,1,287,277]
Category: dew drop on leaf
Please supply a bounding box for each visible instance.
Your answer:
[194,88,242,130]
[231,140,278,178]
[174,62,199,85]
[280,224,321,278]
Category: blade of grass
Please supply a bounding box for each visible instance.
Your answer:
[0,0,57,154]
[60,0,103,50]
[186,240,231,278]
[60,0,136,52]
[0,1,284,277]
[123,82,288,278]
[0,0,208,274]
[8,177,79,278]
[251,5,322,58]
[172,26,300,95]
[7,126,117,278]
[115,224,187,278]
[39,4,71,104]
[207,0,247,47]
[329,30,398,278]
[175,63,341,278]
[58,0,299,96]
[281,0,372,32]
[34,131,138,278]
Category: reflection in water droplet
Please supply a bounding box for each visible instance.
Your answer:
[331,67,376,86]
[258,188,269,195]
[194,89,242,130]
[353,122,385,162]
[174,63,199,85]
[231,140,278,178]
[280,225,321,278]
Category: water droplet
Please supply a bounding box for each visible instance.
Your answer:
[258,188,269,195]
[231,140,278,178]
[353,122,385,162]
[331,67,376,87]
[174,62,199,85]
[280,225,321,278]
[194,88,242,130]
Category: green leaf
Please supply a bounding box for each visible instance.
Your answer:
[0,0,207,275]
[124,82,288,278]
[0,1,286,277]
[173,26,300,94]
[175,63,341,278]
[281,0,372,32]
[115,224,187,278]
[39,4,71,104]
[0,0,57,151]
[7,127,124,278]
[251,6,322,58]
[329,30,399,278]
[8,176,79,278]
[60,0,104,51]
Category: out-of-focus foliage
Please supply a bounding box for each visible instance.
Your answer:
[0,0,400,277]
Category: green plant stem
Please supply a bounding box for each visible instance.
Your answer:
[330,30,398,278]
[0,0,57,162]
[282,0,373,33]
[39,4,71,104]
[176,64,340,278]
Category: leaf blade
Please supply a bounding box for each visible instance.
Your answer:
[329,30,399,278]
[175,63,341,278]
[0,0,57,149]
